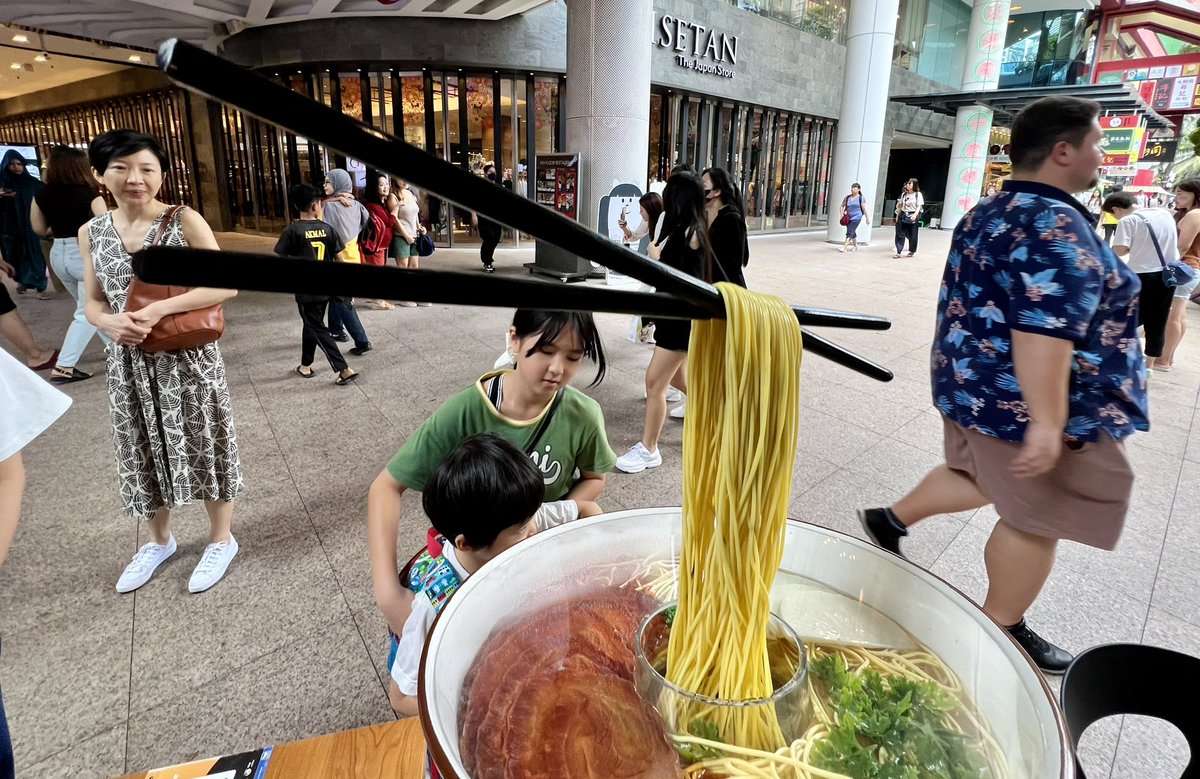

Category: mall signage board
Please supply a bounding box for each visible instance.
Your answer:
[1140,138,1179,163]
[1094,55,1200,112]
[655,14,738,79]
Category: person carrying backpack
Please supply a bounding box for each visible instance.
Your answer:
[321,168,373,353]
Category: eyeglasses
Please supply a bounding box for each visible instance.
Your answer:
[703,188,713,195]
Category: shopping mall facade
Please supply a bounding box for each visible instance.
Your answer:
[0,0,1099,245]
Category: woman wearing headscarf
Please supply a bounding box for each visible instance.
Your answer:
[0,150,48,298]
[321,168,373,355]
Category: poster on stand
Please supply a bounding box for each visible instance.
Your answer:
[535,153,580,221]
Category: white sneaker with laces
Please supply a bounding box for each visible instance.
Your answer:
[188,535,240,593]
[116,536,177,593]
[615,442,663,473]
[643,387,684,403]
[669,400,686,419]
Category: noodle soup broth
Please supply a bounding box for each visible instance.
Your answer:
[420,508,1070,779]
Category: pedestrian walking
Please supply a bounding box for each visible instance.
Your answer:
[858,97,1147,675]
[838,183,868,253]
[892,178,923,258]
[275,184,359,386]
[30,146,109,383]
[1102,191,1178,372]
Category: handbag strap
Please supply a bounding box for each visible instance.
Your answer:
[148,205,186,249]
[1132,212,1169,269]
[525,388,566,455]
[486,376,566,455]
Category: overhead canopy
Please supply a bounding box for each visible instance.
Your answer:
[891,84,1175,131]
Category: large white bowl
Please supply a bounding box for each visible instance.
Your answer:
[419,507,1073,778]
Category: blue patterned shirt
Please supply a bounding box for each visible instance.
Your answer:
[932,180,1149,444]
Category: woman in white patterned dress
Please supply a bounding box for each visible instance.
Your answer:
[80,130,244,595]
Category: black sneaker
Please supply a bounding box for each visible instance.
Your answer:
[483,264,495,274]
[1005,619,1073,675]
[348,343,373,356]
[857,507,907,557]
[330,332,350,343]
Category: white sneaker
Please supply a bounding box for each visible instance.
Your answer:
[188,535,240,593]
[616,442,662,473]
[116,536,177,593]
[643,387,684,403]
[669,401,686,419]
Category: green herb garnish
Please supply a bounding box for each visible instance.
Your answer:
[664,605,677,628]
[810,654,990,779]
[674,718,725,764]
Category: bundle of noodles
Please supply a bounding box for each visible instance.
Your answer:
[665,283,803,752]
[459,586,682,779]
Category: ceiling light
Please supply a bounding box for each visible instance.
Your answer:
[10,63,21,70]
[1011,4,1022,9]
[11,34,29,43]
[128,54,143,62]
[34,53,47,63]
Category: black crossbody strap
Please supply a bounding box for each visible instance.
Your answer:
[525,388,565,455]
[1134,212,1169,269]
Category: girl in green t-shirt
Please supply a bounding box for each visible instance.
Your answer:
[367,310,615,661]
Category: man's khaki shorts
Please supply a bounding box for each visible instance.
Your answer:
[942,416,1134,550]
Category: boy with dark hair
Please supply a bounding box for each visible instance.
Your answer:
[274,184,359,385]
[386,433,546,717]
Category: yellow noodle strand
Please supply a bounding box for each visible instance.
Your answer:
[665,284,803,752]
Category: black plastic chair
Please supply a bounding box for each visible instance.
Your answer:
[1060,643,1199,779]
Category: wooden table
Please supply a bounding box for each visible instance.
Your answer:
[118,717,426,779]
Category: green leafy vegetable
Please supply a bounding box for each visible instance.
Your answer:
[664,605,677,628]
[809,654,990,779]
[673,718,726,764]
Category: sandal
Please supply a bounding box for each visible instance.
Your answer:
[295,365,315,379]
[335,370,359,386]
[906,252,915,258]
[37,291,51,300]
[892,254,903,259]
[50,366,92,383]
[29,349,59,372]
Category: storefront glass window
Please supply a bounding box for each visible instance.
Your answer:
[771,115,790,222]
[744,110,764,226]
[339,73,364,121]
[466,75,496,168]
[533,78,558,155]
[399,73,426,149]
[648,94,664,183]
[431,73,448,162]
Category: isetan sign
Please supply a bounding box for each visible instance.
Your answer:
[655,14,738,79]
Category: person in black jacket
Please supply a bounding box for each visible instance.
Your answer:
[473,163,503,273]
[701,167,748,288]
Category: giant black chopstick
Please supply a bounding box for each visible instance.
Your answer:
[150,38,894,381]
[136,247,894,379]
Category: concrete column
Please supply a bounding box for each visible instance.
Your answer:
[942,0,1010,227]
[825,0,900,245]
[563,0,653,232]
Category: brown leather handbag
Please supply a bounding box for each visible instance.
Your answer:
[125,205,225,353]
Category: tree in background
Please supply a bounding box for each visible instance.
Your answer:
[1168,115,1200,183]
